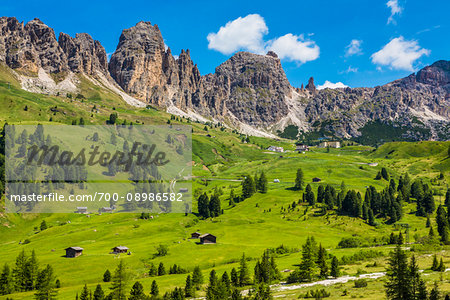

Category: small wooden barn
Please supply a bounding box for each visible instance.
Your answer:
[199,233,216,244]
[190,232,201,239]
[112,246,129,254]
[65,247,83,258]
[312,177,322,182]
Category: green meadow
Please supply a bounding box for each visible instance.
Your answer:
[0,66,450,299]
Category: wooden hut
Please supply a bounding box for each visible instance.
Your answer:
[199,233,216,244]
[65,247,83,258]
[112,246,129,254]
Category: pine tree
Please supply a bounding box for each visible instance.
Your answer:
[110,260,128,300]
[258,172,268,193]
[381,167,389,180]
[330,256,340,278]
[93,284,104,300]
[230,268,239,286]
[192,266,204,288]
[305,184,315,206]
[445,188,450,207]
[221,271,231,294]
[206,270,218,299]
[432,255,439,271]
[158,263,165,276]
[150,280,159,298]
[408,255,421,299]
[436,204,449,242]
[242,175,256,199]
[429,281,440,300]
[40,220,47,231]
[0,264,13,295]
[184,275,194,297]
[231,289,243,300]
[238,253,251,286]
[208,195,221,217]
[13,249,28,292]
[34,265,57,300]
[25,250,39,291]
[294,168,304,190]
[129,281,145,300]
[429,226,436,238]
[79,284,90,300]
[417,279,428,300]
[426,217,431,228]
[317,244,328,278]
[398,232,404,245]
[317,185,325,203]
[197,193,210,218]
[299,237,318,282]
[385,244,411,300]
[368,208,375,226]
[438,258,446,272]
[103,270,111,282]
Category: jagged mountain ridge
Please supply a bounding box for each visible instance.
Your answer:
[0,17,449,140]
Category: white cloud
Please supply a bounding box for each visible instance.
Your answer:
[317,81,348,90]
[371,37,430,71]
[345,39,363,56]
[387,0,403,24]
[266,34,319,64]
[207,14,320,64]
[207,14,268,55]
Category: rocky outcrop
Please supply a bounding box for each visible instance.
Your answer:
[200,51,291,126]
[58,32,108,75]
[0,16,448,141]
[0,17,68,73]
[108,21,204,110]
[109,21,166,99]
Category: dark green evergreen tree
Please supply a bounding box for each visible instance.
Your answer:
[184,275,194,298]
[150,280,159,298]
[385,244,411,300]
[34,265,57,300]
[93,284,104,300]
[158,263,165,276]
[330,256,340,278]
[317,244,328,278]
[294,168,304,190]
[129,281,145,300]
[257,171,268,193]
[103,270,111,282]
[192,266,203,288]
[110,260,128,300]
[0,264,13,295]
[242,175,256,199]
[238,253,251,286]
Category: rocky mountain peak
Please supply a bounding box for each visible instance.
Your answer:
[108,21,166,99]
[58,32,108,75]
[416,60,450,90]
[305,76,316,93]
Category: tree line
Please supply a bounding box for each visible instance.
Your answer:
[0,250,59,299]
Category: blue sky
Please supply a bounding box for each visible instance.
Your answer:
[1,0,448,88]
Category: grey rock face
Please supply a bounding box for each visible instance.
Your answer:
[59,32,108,75]
[201,52,291,126]
[0,17,68,73]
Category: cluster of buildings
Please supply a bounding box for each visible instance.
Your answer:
[267,140,341,154]
[64,245,130,258]
[190,232,217,244]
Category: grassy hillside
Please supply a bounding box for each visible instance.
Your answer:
[0,66,449,299]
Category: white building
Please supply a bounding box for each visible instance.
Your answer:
[267,146,284,152]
